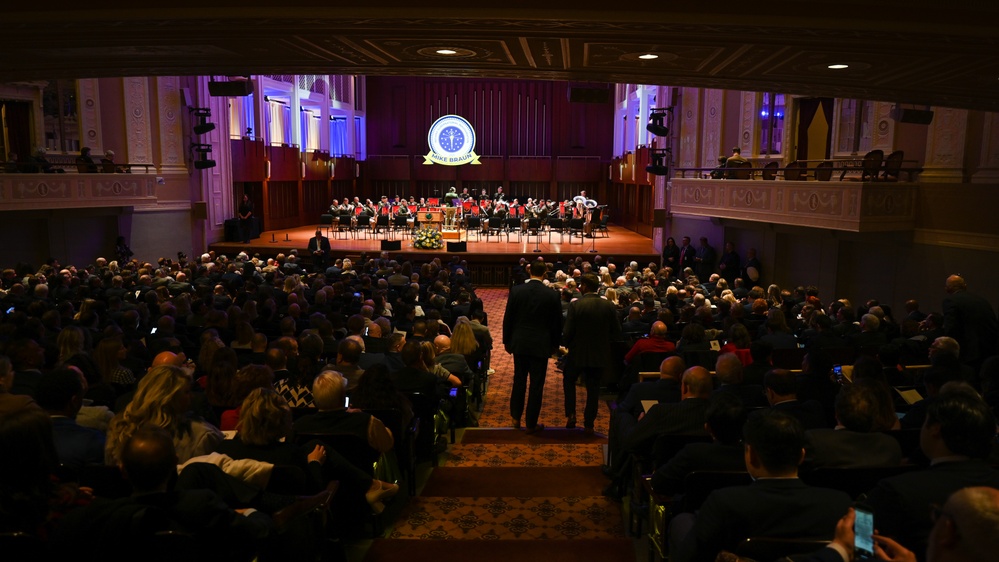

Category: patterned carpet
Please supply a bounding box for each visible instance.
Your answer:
[362,286,631,561]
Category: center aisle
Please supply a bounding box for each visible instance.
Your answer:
[362,287,634,562]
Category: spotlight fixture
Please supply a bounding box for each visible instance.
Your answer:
[645,148,672,176]
[646,107,674,137]
[190,108,216,135]
[190,143,216,169]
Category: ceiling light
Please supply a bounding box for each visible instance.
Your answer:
[827,64,849,69]
[639,54,658,60]
[436,49,458,55]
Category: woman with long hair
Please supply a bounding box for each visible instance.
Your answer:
[450,322,482,371]
[92,334,135,393]
[219,364,274,431]
[105,365,222,465]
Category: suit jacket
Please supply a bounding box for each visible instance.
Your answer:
[942,290,999,367]
[866,460,999,561]
[674,478,852,562]
[679,245,697,270]
[619,397,710,460]
[713,384,768,408]
[650,441,746,495]
[564,293,623,371]
[307,235,331,253]
[617,378,681,417]
[503,279,562,358]
[803,428,902,469]
[771,399,828,430]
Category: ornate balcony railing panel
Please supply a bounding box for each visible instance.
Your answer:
[0,174,158,211]
[669,179,917,232]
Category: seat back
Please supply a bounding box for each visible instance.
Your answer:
[761,161,779,180]
[800,465,918,499]
[680,470,753,513]
[861,149,885,181]
[814,160,833,181]
[729,161,753,180]
[734,537,830,561]
[771,347,807,370]
[548,217,564,230]
[319,213,333,226]
[784,160,805,181]
[882,150,904,180]
[650,433,712,468]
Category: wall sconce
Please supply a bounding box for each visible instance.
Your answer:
[190,108,215,135]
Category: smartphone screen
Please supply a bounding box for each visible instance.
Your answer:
[833,365,843,382]
[449,387,458,397]
[854,506,875,560]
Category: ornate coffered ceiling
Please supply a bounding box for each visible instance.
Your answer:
[3,2,998,111]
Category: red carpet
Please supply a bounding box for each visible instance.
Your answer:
[420,466,608,497]
[364,538,636,562]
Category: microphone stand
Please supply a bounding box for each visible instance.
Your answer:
[588,209,598,253]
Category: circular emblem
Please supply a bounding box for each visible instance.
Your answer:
[427,115,476,165]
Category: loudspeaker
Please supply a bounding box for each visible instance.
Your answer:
[447,241,467,252]
[653,209,668,225]
[208,80,253,97]
[890,108,934,124]
[567,87,611,104]
[380,240,401,251]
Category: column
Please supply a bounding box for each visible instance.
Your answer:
[920,107,969,183]
[972,111,999,184]
[700,89,725,168]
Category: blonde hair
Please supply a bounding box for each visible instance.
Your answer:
[105,365,192,465]
[57,326,86,364]
[237,388,291,446]
[449,323,479,356]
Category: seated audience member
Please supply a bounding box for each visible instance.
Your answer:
[803,382,902,469]
[7,337,46,397]
[848,313,889,351]
[52,427,272,562]
[865,385,999,560]
[36,367,106,468]
[0,354,39,417]
[293,370,394,455]
[764,368,827,430]
[651,392,748,495]
[105,365,223,465]
[616,355,686,418]
[742,340,773,386]
[719,323,752,365]
[420,340,462,388]
[219,364,275,431]
[334,336,365,393]
[348,364,415,433]
[800,486,999,562]
[433,335,474,384]
[713,352,767,408]
[389,340,442,399]
[670,410,852,562]
[610,366,713,476]
[760,308,798,349]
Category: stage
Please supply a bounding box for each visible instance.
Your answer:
[209,223,659,286]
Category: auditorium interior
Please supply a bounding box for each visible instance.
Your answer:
[1,2,998,314]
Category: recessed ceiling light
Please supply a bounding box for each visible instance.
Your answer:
[827,64,849,69]
[436,49,458,55]
[639,54,659,60]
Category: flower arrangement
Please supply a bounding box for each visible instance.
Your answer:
[413,226,444,250]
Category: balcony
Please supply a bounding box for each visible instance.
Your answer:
[669,178,917,232]
[0,173,157,211]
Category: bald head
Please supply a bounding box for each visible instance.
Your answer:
[715,353,744,385]
[681,366,714,398]
[946,274,967,294]
[932,487,999,561]
[650,321,667,338]
[659,356,686,380]
[434,335,451,354]
[152,351,185,368]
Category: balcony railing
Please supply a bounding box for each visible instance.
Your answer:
[0,173,157,211]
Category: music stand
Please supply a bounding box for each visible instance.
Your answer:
[588,207,600,253]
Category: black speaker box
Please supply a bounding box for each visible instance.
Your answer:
[567,87,611,104]
[891,108,934,125]
[208,80,253,97]
[446,241,467,252]
[380,240,401,251]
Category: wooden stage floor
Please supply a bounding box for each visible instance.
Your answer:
[209,224,659,266]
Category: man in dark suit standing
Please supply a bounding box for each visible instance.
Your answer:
[563,272,622,433]
[503,260,563,434]
[307,228,331,273]
[670,410,852,562]
[942,274,998,374]
[678,236,697,273]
